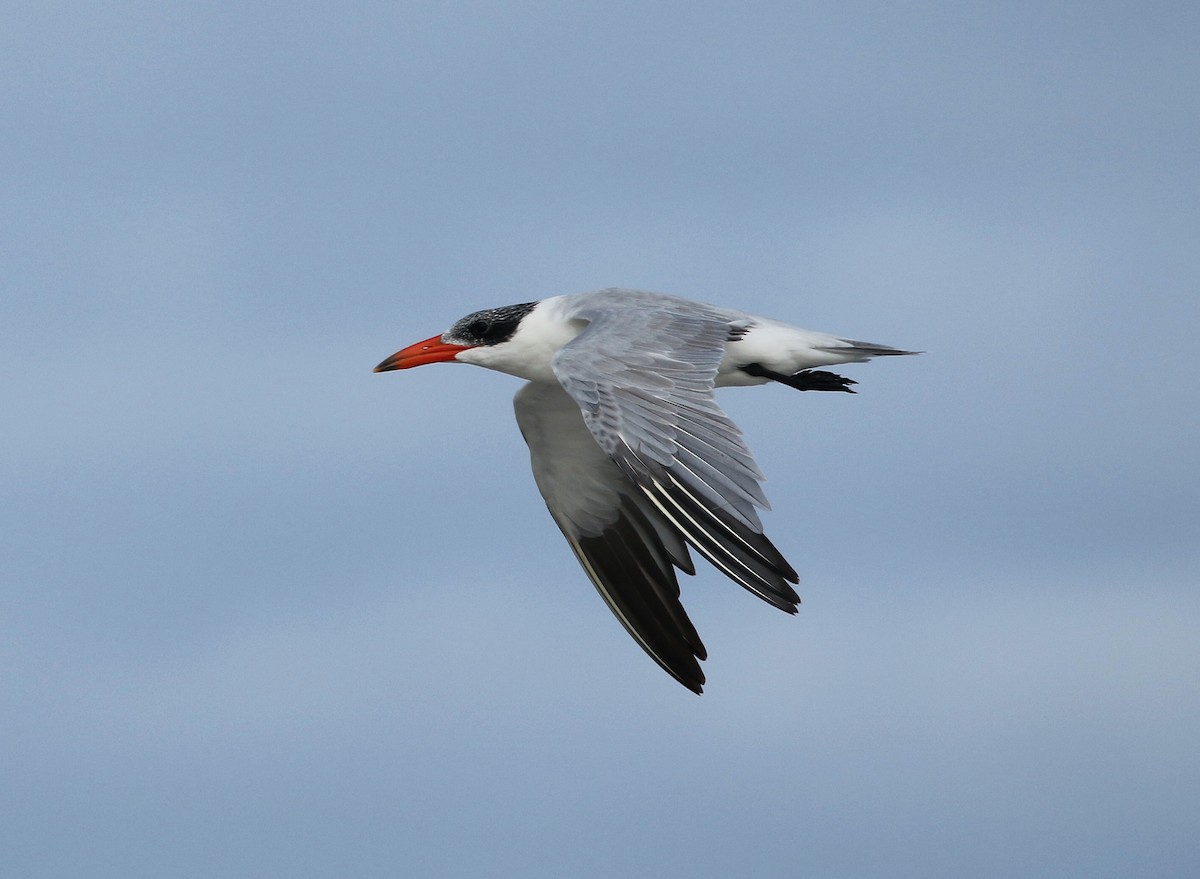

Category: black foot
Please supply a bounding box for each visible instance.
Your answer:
[740,363,858,393]
[788,369,858,392]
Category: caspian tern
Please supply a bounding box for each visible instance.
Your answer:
[376,288,915,693]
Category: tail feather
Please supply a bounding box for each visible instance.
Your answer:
[822,340,921,359]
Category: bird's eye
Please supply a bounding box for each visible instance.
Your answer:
[468,319,490,337]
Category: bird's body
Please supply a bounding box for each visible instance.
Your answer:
[376,288,915,692]
[442,289,902,387]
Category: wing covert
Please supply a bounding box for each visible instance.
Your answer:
[550,294,800,610]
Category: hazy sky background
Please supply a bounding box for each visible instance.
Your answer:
[4,2,1198,877]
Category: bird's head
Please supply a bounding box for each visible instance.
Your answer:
[374,301,539,372]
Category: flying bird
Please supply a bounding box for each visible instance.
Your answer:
[375,288,915,693]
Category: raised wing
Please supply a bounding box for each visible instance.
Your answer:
[551,295,800,613]
[514,382,707,693]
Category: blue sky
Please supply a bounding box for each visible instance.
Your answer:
[3,2,1198,876]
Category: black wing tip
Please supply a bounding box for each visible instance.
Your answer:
[660,645,709,695]
[651,468,804,611]
[671,666,706,694]
[651,650,705,694]
[764,593,801,614]
[571,514,712,696]
[656,635,708,695]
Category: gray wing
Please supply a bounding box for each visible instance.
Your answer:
[514,382,707,693]
[551,295,800,612]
